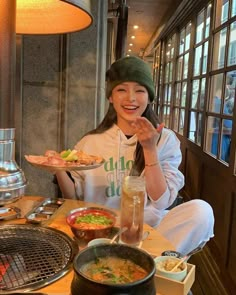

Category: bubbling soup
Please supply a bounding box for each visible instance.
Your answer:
[80,256,148,284]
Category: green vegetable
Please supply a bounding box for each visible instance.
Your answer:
[64,149,78,162]
[75,214,113,225]
[60,149,71,158]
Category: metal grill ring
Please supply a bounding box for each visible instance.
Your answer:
[0,224,77,292]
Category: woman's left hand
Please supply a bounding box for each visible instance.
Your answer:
[131,117,163,149]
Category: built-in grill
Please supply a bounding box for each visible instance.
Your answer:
[0,224,78,292]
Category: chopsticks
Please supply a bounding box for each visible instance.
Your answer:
[110,227,127,244]
[170,256,187,272]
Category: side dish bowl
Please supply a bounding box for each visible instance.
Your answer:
[154,255,187,282]
[66,207,117,242]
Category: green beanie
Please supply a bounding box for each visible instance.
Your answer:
[106,56,155,102]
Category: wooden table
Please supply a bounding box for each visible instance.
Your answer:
[3,196,175,294]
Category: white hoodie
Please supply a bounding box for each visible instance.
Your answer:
[71,124,184,227]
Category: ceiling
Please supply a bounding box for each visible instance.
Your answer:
[108,0,183,57]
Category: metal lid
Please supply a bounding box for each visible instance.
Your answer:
[0,170,27,191]
[0,128,27,204]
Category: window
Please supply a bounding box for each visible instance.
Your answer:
[153,44,162,114]
[205,0,236,165]
[215,0,229,27]
[189,4,212,145]
[162,35,176,128]
[173,22,192,135]
[152,0,236,170]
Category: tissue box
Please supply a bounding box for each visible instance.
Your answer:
[155,263,195,295]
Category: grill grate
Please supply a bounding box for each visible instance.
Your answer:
[0,224,77,292]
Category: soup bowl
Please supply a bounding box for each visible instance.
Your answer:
[66,207,117,242]
[71,244,156,295]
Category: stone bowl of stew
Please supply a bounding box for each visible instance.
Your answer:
[66,207,117,243]
[71,243,156,295]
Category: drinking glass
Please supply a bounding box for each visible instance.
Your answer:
[120,176,146,246]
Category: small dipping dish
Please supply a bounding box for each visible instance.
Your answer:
[87,238,113,247]
[154,255,187,282]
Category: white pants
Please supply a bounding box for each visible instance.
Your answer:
[156,199,214,255]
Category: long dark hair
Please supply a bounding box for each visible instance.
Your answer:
[85,102,160,175]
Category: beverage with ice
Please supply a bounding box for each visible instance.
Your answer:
[120,176,145,245]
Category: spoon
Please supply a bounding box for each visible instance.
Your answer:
[129,195,140,234]
[110,227,127,244]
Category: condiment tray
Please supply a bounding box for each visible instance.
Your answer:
[25,198,65,224]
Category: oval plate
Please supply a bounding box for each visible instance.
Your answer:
[25,155,105,172]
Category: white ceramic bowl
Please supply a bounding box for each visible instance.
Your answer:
[87,238,113,247]
[154,256,187,282]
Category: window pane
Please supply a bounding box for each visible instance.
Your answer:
[215,0,229,28]
[191,79,200,108]
[227,22,236,66]
[171,34,176,58]
[183,53,189,79]
[167,84,172,103]
[194,45,202,76]
[169,63,173,82]
[173,108,179,131]
[175,83,181,106]
[209,74,224,113]
[224,71,235,115]
[181,82,187,107]
[189,111,197,141]
[165,63,169,82]
[212,28,227,70]
[206,116,220,157]
[232,0,236,17]
[159,64,163,85]
[179,29,185,54]
[197,113,203,146]
[205,4,212,38]
[185,22,191,51]
[196,10,204,44]
[166,41,172,62]
[220,119,232,163]
[177,57,183,80]
[179,109,185,135]
[164,85,168,103]
[202,41,208,74]
[200,78,206,110]
[163,106,170,127]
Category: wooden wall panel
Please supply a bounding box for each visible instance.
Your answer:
[184,148,201,199]
[227,192,236,285]
[201,165,232,264]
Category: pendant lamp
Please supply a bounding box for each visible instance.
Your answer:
[16,0,93,34]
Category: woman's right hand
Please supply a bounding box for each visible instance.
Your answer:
[130,117,164,150]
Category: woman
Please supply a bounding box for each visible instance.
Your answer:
[56,56,214,255]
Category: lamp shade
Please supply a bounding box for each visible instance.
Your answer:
[16,0,93,34]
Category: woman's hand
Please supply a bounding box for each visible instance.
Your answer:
[131,117,164,149]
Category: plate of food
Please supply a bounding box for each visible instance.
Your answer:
[25,149,105,172]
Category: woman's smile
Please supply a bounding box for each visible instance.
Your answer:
[122,104,140,112]
[109,82,149,128]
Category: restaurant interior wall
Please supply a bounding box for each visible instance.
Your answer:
[14,0,108,198]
